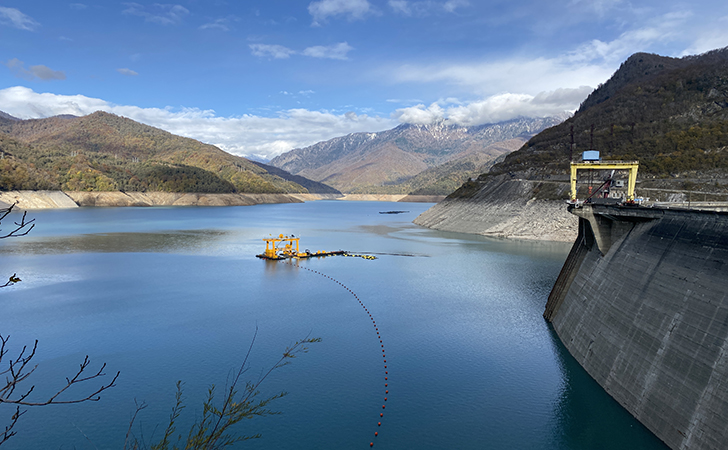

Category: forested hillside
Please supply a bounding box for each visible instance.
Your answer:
[479,48,728,186]
[0,112,338,194]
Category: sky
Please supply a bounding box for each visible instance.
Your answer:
[1,1,727,161]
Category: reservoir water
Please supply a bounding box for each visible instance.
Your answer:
[0,201,668,449]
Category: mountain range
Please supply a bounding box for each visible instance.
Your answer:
[0,111,339,194]
[270,116,566,194]
[6,46,726,201]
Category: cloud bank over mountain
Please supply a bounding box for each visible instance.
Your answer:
[392,86,589,126]
[2,1,726,160]
[0,86,396,160]
[0,85,581,160]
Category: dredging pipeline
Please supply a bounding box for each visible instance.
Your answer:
[544,203,728,450]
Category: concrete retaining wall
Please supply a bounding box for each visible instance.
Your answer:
[545,204,728,450]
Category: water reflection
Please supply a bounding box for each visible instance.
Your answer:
[262,258,300,276]
[0,230,231,255]
[545,325,669,449]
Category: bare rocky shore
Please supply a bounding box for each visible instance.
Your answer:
[338,194,446,202]
[413,177,578,242]
[0,191,334,210]
[0,191,439,210]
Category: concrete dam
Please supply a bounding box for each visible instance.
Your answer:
[544,203,728,450]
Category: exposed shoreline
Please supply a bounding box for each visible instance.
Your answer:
[413,177,578,242]
[0,191,443,210]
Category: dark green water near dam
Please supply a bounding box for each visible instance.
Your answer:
[0,201,668,449]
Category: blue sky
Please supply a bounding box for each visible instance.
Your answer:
[1,0,727,160]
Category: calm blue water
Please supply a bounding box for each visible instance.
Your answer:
[0,201,667,449]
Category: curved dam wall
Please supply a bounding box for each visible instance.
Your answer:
[544,204,728,450]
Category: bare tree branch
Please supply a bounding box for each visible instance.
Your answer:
[0,203,35,288]
[0,407,24,446]
[0,203,35,240]
[0,334,119,446]
[0,274,21,289]
[124,400,148,450]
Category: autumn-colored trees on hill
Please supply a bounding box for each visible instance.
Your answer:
[0,112,314,193]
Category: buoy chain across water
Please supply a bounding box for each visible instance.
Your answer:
[343,253,378,260]
[282,260,390,447]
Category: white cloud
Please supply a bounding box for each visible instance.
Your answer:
[0,82,586,161]
[392,103,445,124]
[0,86,397,160]
[531,86,594,108]
[251,42,353,60]
[568,0,623,17]
[200,19,229,31]
[117,68,139,76]
[27,65,66,81]
[391,56,607,99]
[388,0,469,16]
[0,6,40,31]
[200,16,239,31]
[445,89,589,125]
[69,3,88,10]
[568,11,693,65]
[443,0,469,13]
[302,42,353,60]
[122,3,189,25]
[4,59,66,81]
[391,87,591,126]
[249,44,296,59]
[443,95,546,125]
[679,15,728,56]
[280,90,316,97]
[386,11,704,98]
[308,0,374,25]
[388,1,412,15]
[386,98,423,104]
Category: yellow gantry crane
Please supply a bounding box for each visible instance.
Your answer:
[258,234,347,260]
[570,160,639,202]
[262,234,301,258]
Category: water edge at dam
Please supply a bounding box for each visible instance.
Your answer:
[545,203,728,450]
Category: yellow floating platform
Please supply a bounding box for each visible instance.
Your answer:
[256,234,346,260]
[256,250,345,260]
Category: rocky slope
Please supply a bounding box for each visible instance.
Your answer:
[413,175,577,241]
